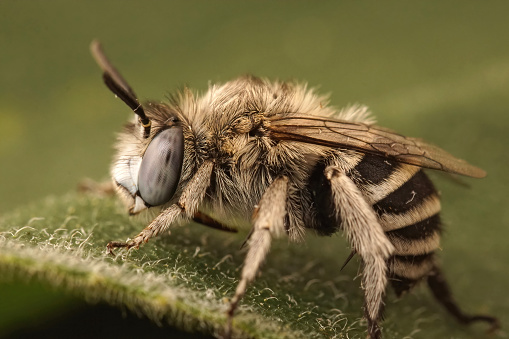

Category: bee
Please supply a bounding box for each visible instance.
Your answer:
[90,41,499,338]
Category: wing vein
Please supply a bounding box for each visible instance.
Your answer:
[268,114,486,178]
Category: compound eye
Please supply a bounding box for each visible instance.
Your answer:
[138,127,184,206]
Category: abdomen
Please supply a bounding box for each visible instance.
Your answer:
[308,153,442,295]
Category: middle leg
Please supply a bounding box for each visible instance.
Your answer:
[225,176,289,338]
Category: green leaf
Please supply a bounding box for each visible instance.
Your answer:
[0,193,503,338]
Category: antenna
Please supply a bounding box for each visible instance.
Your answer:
[90,40,151,137]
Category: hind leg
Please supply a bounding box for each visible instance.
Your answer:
[427,265,500,332]
[325,166,395,339]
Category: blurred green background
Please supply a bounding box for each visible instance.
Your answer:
[1,1,509,338]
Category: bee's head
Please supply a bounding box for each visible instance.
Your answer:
[91,41,184,214]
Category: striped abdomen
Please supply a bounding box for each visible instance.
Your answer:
[352,155,441,295]
[308,154,441,295]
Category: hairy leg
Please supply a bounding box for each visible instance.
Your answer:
[107,161,214,254]
[325,166,395,339]
[225,176,289,338]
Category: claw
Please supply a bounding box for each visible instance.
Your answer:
[106,244,115,256]
[106,240,135,256]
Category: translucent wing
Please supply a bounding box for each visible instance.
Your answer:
[268,114,486,178]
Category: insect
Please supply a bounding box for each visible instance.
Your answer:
[90,41,499,338]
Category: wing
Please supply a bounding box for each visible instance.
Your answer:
[268,114,486,178]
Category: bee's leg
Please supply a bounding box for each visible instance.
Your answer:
[106,204,184,255]
[427,265,500,332]
[325,166,395,339]
[107,161,214,254]
[192,210,238,233]
[225,176,289,339]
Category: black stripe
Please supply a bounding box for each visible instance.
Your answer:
[373,170,436,215]
[390,275,419,297]
[386,214,441,241]
[352,154,399,185]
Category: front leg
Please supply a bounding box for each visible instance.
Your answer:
[107,161,214,254]
[225,176,289,338]
[325,166,395,339]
